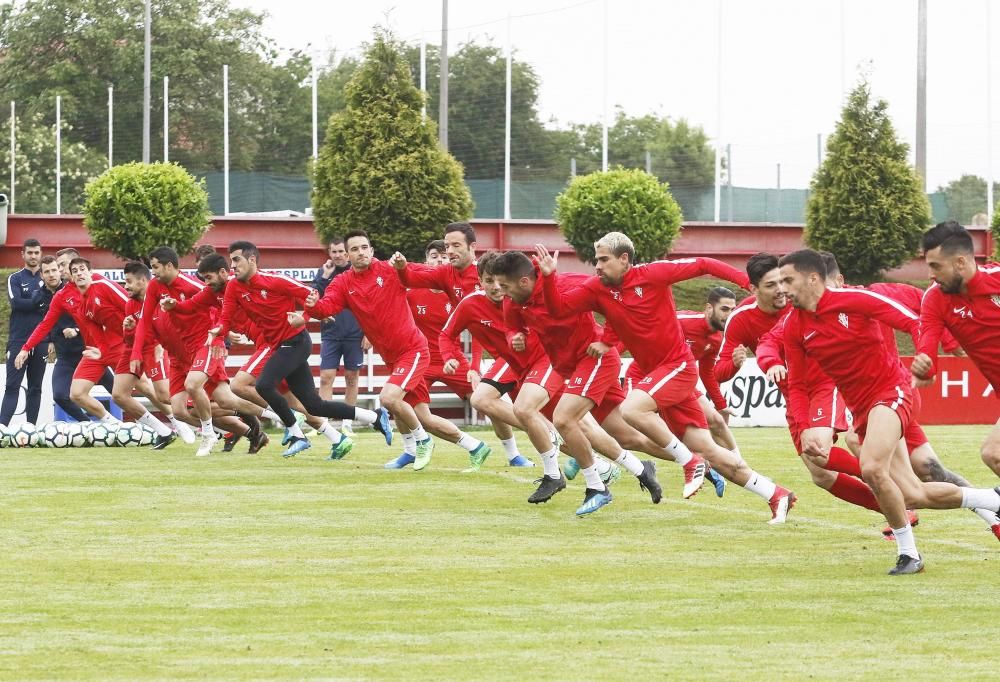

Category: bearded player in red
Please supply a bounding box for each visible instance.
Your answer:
[778,248,1000,575]
[538,235,796,522]
[913,221,1000,481]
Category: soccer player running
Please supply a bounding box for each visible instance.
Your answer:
[115,261,191,449]
[675,287,742,467]
[133,246,267,457]
[209,241,390,457]
[778,248,1000,575]
[539,235,796,521]
[488,250,663,516]
[305,231,438,467]
[386,240,511,471]
[913,221,1000,481]
[439,251,570,472]
[16,258,131,423]
[33,255,114,421]
[814,251,997,540]
[185,254,350,459]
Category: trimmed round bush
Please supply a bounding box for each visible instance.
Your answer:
[555,167,683,264]
[84,162,211,261]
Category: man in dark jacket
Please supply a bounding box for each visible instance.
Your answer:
[1,239,45,424]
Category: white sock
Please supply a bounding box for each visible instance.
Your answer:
[892,523,919,559]
[260,408,279,422]
[456,432,482,452]
[615,450,645,477]
[138,411,172,437]
[972,507,998,526]
[664,438,693,466]
[402,432,417,455]
[288,422,305,439]
[100,412,118,424]
[200,419,213,437]
[168,414,183,428]
[501,437,520,460]
[341,419,352,430]
[743,472,777,500]
[539,448,560,478]
[961,488,1000,513]
[594,456,613,476]
[581,465,606,491]
[354,407,377,425]
[318,421,344,444]
[412,425,428,442]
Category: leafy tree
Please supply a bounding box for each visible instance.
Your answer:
[311,31,472,260]
[0,0,281,171]
[555,168,683,264]
[566,110,718,188]
[404,41,559,180]
[938,174,999,226]
[0,112,107,214]
[83,162,211,260]
[805,81,930,283]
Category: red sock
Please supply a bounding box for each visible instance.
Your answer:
[828,473,881,512]
[825,446,862,477]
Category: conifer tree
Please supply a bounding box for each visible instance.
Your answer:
[805,81,930,282]
[311,31,472,259]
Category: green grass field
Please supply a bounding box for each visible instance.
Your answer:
[1,425,998,680]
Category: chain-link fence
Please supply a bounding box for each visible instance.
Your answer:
[0,1,991,224]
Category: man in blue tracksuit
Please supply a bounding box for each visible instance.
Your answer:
[1,239,45,424]
[312,237,365,432]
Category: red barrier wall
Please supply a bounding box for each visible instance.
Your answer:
[3,215,992,278]
[910,355,997,425]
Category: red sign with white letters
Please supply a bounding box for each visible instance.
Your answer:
[908,356,998,425]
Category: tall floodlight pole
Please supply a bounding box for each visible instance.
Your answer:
[163,76,169,162]
[223,64,230,216]
[9,101,14,212]
[504,13,512,220]
[439,0,449,149]
[840,0,846,98]
[311,59,318,159]
[143,0,151,163]
[714,0,723,221]
[915,0,927,190]
[108,86,114,169]
[987,0,995,221]
[55,96,61,215]
[601,0,608,171]
[420,32,427,120]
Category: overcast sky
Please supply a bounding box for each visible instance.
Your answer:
[232,0,998,191]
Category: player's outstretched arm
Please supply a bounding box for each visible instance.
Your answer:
[645,257,751,290]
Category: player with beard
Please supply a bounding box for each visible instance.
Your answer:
[538,236,796,521]
[913,221,1000,482]
[675,287,741,460]
[488,250,665,516]
[811,251,998,540]
[115,261,194,449]
[306,232,436,466]
[778,248,1000,574]
[386,240,515,471]
[182,254,357,459]
[438,252,623,480]
[210,241,390,458]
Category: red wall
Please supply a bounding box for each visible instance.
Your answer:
[1,215,993,280]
